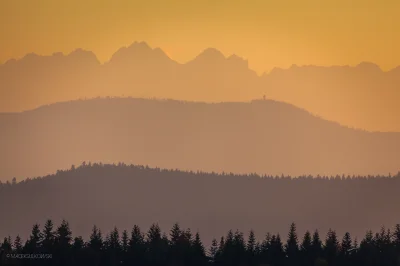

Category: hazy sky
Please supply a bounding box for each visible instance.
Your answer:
[1,0,399,74]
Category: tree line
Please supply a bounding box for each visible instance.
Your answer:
[1,220,400,266]
[2,162,400,189]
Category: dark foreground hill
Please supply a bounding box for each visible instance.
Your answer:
[1,163,400,246]
[1,98,400,182]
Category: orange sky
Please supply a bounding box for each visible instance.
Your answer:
[1,0,399,74]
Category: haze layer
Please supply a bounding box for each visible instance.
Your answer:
[1,98,400,182]
[1,43,400,132]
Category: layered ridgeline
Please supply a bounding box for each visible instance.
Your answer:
[1,98,400,181]
[1,163,400,247]
[0,42,399,132]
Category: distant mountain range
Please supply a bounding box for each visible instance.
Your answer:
[1,98,399,182]
[0,42,399,131]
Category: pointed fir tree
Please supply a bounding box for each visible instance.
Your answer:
[1,236,12,253]
[375,226,392,266]
[285,222,299,264]
[169,222,182,247]
[121,230,129,253]
[73,236,84,250]
[215,236,225,264]
[301,231,312,252]
[300,230,312,266]
[270,234,285,266]
[54,220,73,266]
[127,225,145,265]
[14,235,23,253]
[168,222,184,265]
[25,223,43,252]
[341,232,352,254]
[246,230,257,266]
[324,229,339,264]
[146,223,164,266]
[392,226,400,266]
[359,230,377,266]
[105,227,121,266]
[209,238,218,262]
[353,237,359,250]
[191,232,207,266]
[108,226,121,250]
[71,236,85,266]
[88,225,103,251]
[247,230,256,254]
[55,219,72,246]
[311,229,323,260]
[233,230,247,265]
[259,233,272,265]
[42,219,55,252]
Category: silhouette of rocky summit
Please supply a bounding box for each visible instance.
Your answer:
[1,41,399,131]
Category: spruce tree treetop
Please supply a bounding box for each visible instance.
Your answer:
[301,230,312,252]
[286,222,299,254]
[247,230,256,253]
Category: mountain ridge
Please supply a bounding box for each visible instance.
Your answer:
[1,42,397,73]
[1,41,399,132]
[1,162,400,246]
[1,97,400,182]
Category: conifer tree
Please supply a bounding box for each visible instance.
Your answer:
[301,231,312,252]
[394,224,400,250]
[300,231,312,266]
[146,223,165,266]
[121,230,129,253]
[311,229,323,261]
[25,223,43,253]
[170,222,182,247]
[259,233,272,265]
[353,237,358,249]
[215,236,225,265]
[341,232,352,254]
[88,225,103,251]
[120,229,129,265]
[285,222,299,265]
[72,236,85,266]
[233,230,246,265]
[209,238,218,262]
[54,220,73,266]
[1,236,12,253]
[55,219,72,246]
[41,219,55,253]
[14,235,23,253]
[270,234,285,266]
[339,232,353,266]
[191,232,207,266]
[324,229,339,265]
[104,227,121,266]
[375,226,393,266]
[247,230,256,254]
[359,230,376,266]
[128,225,146,266]
[168,222,184,265]
[247,230,257,266]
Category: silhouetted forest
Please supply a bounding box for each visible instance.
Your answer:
[1,163,400,248]
[1,219,400,266]
[2,98,400,181]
